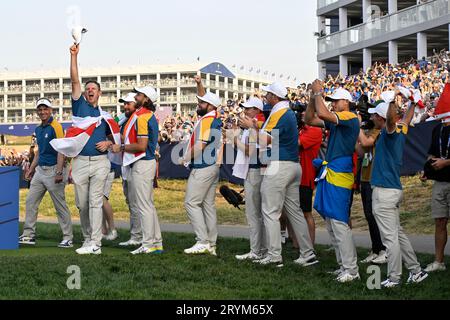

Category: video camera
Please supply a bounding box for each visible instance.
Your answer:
[355,95,374,130]
[219,185,245,209]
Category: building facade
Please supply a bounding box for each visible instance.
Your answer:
[0,62,268,124]
[317,0,450,77]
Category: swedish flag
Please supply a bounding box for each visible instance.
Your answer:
[313,156,354,223]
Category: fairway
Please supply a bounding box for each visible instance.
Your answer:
[0,223,449,300]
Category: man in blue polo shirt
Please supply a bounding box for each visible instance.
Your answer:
[306,81,359,283]
[370,92,428,288]
[243,82,316,267]
[70,44,113,255]
[19,98,73,248]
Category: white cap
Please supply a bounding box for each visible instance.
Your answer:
[261,82,288,99]
[133,86,159,103]
[119,92,136,103]
[196,92,221,108]
[325,88,354,103]
[239,97,264,111]
[35,98,52,108]
[368,102,389,119]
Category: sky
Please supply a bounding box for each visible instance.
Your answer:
[0,0,318,84]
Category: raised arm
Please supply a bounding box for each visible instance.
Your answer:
[305,90,325,128]
[311,79,338,124]
[70,44,82,100]
[194,75,206,97]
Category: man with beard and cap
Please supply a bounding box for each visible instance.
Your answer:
[112,87,163,255]
[180,75,222,256]
[114,93,143,248]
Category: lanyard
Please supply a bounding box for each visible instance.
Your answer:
[439,125,450,160]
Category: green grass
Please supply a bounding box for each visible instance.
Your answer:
[20,176,445,235]
[0,223,449,300]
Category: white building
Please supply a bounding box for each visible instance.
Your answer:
[317,0,450,77]
[0,62,270,124]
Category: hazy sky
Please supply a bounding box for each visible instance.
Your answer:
[0,0,318,83]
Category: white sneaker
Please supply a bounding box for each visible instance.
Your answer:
[336,272,360,283]
[208,245,217,256]
[255,256,283,267]
[293,254,319,267]
[235,252,264,261]
[327,268,344,276]
[119,239,142,247]
[424,261,446,272]
[184,243,211,255]
[58,240,73,248]
[360,252,378,263]
[407,270,428,284]
[372,251,387,264]
[381,279,400,288]
[105,229,118,241]
[75,245,102,255]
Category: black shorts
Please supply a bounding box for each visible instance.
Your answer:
[299,186,313,213]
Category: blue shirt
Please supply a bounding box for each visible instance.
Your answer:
[263,106,299,162]
[72,96,111,157]
[136,111,159,161]
[35,117,64,167]
[370,124,407,190]
[324,112,359,162]
[191,113,222,169]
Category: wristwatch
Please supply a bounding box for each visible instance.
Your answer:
[55,171,63,176]
[313,92,323,97]
[120,144,125,152]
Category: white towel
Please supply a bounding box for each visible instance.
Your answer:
[232,130,250,180]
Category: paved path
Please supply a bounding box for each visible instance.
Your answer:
[38,218,449,255]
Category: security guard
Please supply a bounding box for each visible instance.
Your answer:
[19,98,73,247]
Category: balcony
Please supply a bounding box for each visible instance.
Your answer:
[317,0,339,10]
[160,79,178,88]
[318,0,450,57]
[26,84,41,93]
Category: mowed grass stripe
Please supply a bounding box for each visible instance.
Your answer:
[0,223,449,300]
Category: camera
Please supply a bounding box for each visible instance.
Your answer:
[355,95,374,130]
[289,100,306,130]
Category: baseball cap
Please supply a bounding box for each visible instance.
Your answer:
[196,92,221,108]
[239,97,264,111]
[118,92,136,103]
[325,88,354,103]
[368,102,389,119]
[35,98,52,108]
[133,86,159,103]
[261,82,288,99]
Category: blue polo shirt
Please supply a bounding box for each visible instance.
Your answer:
[263,106,299,162]
[324,111,359,162]
[72,96,111,157]
[136,111,159,161]
[191,113,222,169]
[35,117,64,166]
[370,124,408,190]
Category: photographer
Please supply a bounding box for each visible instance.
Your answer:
[422,80,450,273]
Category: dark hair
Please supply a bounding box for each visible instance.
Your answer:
[143,99,156,112]
[85,81,101,91]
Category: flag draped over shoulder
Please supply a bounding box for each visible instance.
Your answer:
[49,109,122,165]
[313,156,354,223]
[121,108,152,180]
